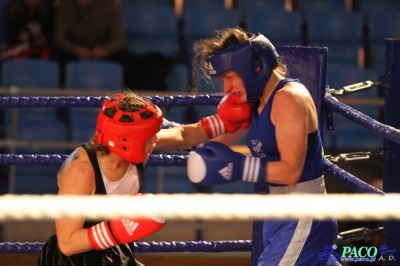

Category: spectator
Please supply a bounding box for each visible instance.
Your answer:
[1,0,54,60]
[52,0,176,90]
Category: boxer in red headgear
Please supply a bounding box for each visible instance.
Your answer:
[38,91,164,266]
[95,93,163,164]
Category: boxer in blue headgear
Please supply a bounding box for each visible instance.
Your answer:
[206,33,279,102]
[184,27,338,265]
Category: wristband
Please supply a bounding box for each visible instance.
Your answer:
[88,220,118,250]
[200,114,225,138]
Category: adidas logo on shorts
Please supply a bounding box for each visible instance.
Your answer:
[121,218,139,236]
[219,163,233,180]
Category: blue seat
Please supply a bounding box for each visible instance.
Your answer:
[179,5,241,121]
[14,165,60,195]
[368,10,400,73]
[306,10,364,67]
[182,7,241,50]
[360,0,400,14]
[163,64,219,144]
[2,58,59,88]
[0,0,6,47]
[65,60,124,91]
[182,6,241,88]
[165,63,190,93]
[70,109,98,143]
[163,63,191,123]
[1,59,65,194]
[122,4,178,57]
[143,164,254,194]
[143,163,194,194]
[243,9,303,46]
[324,119,383,150]
[238,0,284,11]
[324,66,382,149]
[182,0,226,8]
[1,59,66,154]
[65,60,123,143]
[297,0,346,12]
[327,66,380,98]
[120,0,173,7]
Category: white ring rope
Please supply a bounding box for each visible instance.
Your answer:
[0,194,399,221]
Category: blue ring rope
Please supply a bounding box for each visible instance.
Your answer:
[0,94,223,108]
[0,240,252,254]
[325,94,400,143]
[0,154,384,194]
[0,154,188,167]
[0,93,390,255]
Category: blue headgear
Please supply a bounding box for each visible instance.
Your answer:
[206,33,279,102]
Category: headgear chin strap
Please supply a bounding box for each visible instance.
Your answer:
[95,94,163,164]
[207,33,279,102]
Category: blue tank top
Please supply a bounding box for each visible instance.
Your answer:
[245,78,324,185]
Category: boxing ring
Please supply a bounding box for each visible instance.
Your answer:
[0,39,399,265]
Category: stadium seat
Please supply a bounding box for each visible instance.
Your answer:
[13,165,60,194]
[121,4,178,57]
[120,0,173,7]
[2,58,59,88]
[367,10,400,73]
[1,59,66,153]
[1,58,65,194]
[65,60,124,91]
[238,0,284,11]
[324,66,382,149]
[181,6,240,87]
[359,0,400,14]
[0,0,6,47]
[306,10,364,67]
[65,60,123,143]
[182,0,226,8]
[327,66,380,98]
[297,0,346,13]
[243,9,304,46]
[180,7,240,120]
[182,7,241,51]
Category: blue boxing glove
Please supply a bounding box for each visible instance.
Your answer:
[187,142,266,185]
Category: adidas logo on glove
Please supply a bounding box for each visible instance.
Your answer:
[218,163,233,180]
[121,218,139,236]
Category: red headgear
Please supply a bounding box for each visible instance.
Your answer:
[95,94,163,164]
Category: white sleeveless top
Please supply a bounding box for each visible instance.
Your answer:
[100,163,140,195]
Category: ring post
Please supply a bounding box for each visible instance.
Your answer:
[383,38,400,265]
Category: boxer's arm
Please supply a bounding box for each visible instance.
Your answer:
[211,127,249,147]
[56,147,97,256]
[156,123,247,151]
[156,94,251,151]
[156,123,209,151]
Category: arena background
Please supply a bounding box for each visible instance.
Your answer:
[0,0,399,265]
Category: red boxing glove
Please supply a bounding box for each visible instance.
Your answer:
[200,93,252,138]
[88,194,165,250]
[88,217,165,250]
